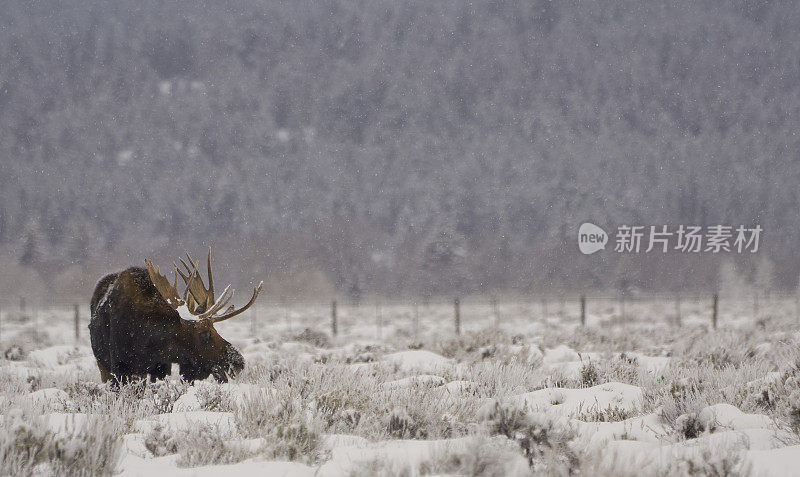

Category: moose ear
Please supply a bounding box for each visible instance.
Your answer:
[198,330,212,344]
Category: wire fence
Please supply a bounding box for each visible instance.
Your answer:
[1,291,798,347]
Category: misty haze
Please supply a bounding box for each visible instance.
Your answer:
[3,0,797,300]
[2,1,800,476]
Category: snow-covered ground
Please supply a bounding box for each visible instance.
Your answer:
[1,297,799,475]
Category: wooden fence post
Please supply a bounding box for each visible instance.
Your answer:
[675,294,682,327]
[74,304,80,342]
[580,295,586,326]
[712,294,719,329]
[454,297,461,335]
[20,297,25,313]
[331,300,338,336]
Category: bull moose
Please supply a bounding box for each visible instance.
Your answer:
[89,249,262,384]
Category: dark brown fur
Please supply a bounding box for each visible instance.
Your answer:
[89,267,244,384]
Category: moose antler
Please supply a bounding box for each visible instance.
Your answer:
[145,259,186,308]
[175,250,219,315]
[170,247,263,323]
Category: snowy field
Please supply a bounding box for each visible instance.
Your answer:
[2,296,800,476]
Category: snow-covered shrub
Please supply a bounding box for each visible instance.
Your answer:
[64,381,105,401]
[0,413,54,475]
[234,392,322,464]
[468,360,546,396]
[264,422,319,462]
[338,343,382,364]
[680,331,751,370]
[194,382,229,412]
[696,345,739,369]
[315,390,366,429]
[62,381,107,412]
[666,445,742,476]
[140,378,190,414]
[145,423,258,466]
[431,329,511,361]
[26,375,42,393]
[176,424,255,467]
[0,411,124,476]
[594,354,644,387]
[386,408,426,439]
[421,437,528,476]
[348,437,528,477]
[53,415,125,474]
[580,359,599,387]
[674,412,707,439]
[786,389,800,434]
[3,345,24,361]
[578,405,635,423]
[292,328,330,348]
[481,399,528,439]
[144,424,178,457]
[480,399,577,469]
[658,377,708,426]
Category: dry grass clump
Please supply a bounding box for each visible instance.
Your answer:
[467,360,547,397]
[291,328,331,348]
[480,399,578,471]
[577,405,635,423]
[427,329,514,361]
[144,424,258,467]
[235,357,482,441]
[0,410,124,476]
[347,437,529,477]
[651,358,773,426]
[234,386,323,464]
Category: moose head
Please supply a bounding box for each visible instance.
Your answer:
[143,249,263,381]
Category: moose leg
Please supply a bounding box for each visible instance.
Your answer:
[109,358,142,386]
[97,362,112,383]
[148,362,170,382]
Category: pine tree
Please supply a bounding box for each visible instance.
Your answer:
[19,222,43,266]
